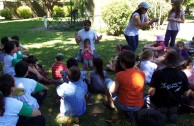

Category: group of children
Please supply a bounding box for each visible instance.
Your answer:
[0,34,194,126]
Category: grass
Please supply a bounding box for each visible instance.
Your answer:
[1,18,194,126]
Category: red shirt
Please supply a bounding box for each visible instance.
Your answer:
[52,62,67,79]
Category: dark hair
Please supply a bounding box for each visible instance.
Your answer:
[4,41,15,54]
[11,39,19,47]
[93,58,105,80]
[26,55,38,64]
[169,0,181,18]
[66,57,78,69]
[11,35,19,41]
[1,36,9,45]
[118,51,136,69]
[0,74,15,116]
[130,8,144,22]
[84,38,90,45]
[15,61,29,77]
[121,45,133,52]
[83,20,91,26]
[67,66,80,82]
[136,109,165,126]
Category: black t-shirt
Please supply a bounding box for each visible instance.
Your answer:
[150,67,189,107]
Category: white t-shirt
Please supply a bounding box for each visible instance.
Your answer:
[3,54,19,76]
[0,98,23,126]
[167,10,185,31]
[124,12,148,36]
[78,29,97,50]
[140,60,157,84]
[13,77,43,109]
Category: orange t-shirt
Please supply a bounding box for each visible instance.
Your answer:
[116,68,145,107]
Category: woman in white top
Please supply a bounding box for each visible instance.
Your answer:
[165,0,185,47]
[124,2,158,52]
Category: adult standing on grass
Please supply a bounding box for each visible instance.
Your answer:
[124,2,158,52]
[74,20,102,62]
[165,0,185,47]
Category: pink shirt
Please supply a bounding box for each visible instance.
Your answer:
[153,43,166,55]
[82,47,93,60]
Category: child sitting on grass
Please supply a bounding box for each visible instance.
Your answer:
[186,36,194,55]
[0,36,9,63]
[61,57,87,83]
[81,38,93,70]
[11,35,29,55]
[56,66,88,124]
[0,74,46,126]
[139,49,157,85]
[25,55,59,85]
[176,41,189,59]
[109,51,145,119]
[52,53,67,84]
[13,61,47,109]
[106,44,123,72]
[143,35,166,58]
[3,41,20,76]
[90,58,115,109]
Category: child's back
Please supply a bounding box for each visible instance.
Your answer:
[56,66,87,117]
[140,49,157,84]
[13,61,47,109]
[52,53,67,80]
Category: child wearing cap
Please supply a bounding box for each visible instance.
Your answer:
[143,35,166,58]
[52,53,67,83]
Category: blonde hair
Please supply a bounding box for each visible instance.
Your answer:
[141,49,154,60]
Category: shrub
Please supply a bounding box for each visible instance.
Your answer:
[147,0,171,25]
[0,8,12,20]
[101,0,132,36]
[17,6,32,19]
[52,5,65,17]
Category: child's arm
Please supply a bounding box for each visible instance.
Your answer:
[28,66,43,80]
[34,82,47,93]
[109,79,119,94]
[88,48,93,55]
[19,103,41,117]
[148,87,156,96]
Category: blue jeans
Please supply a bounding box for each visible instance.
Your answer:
[77,49,98,62]
[165,30,179,47]
[114,98,140,119]
[124,34,138,52]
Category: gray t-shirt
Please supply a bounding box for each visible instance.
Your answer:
[167,10,184,31]
[124,12,147,36]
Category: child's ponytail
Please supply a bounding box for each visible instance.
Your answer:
[0,74,15,116]
[93,58,105,80]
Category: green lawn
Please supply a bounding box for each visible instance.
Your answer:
[0,18,194,126]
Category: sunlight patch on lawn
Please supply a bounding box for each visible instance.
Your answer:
[25,39,76,48]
